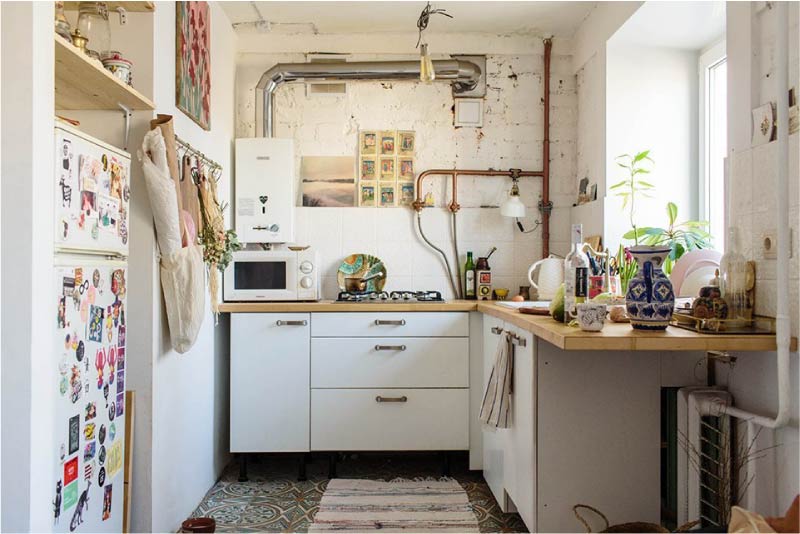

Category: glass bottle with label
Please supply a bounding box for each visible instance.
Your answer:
[464,251,476,300]
[719,227,749,325]
[564,224,590,323]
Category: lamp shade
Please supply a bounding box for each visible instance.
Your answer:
[500,194,526,218]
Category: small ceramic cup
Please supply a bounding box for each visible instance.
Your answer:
[577,302,607,332]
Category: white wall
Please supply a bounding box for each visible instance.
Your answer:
[722,1,800,517]
[146,3,237,532]
[235,36,577,297]
[604,44,700,251]
[0,3,56,531]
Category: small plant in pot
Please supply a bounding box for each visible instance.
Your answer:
[612,151,710,330]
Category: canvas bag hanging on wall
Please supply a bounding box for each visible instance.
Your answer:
[140,126,204,353]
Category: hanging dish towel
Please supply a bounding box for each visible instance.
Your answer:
[480,331,514,428]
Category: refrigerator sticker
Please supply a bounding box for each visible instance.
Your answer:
[116,392,124,417]
[111,269,126,298]
[74,268,83,286]
[116,370,124,394]
[69,481,91,531]
[68,415,80,455]
[83,441,96,462]
[69,365,82,404]
[92,269,100,288]
[102,485,113,521]
[84,402,96,421]
[98,445,106,465]
[64,456,78,486]
[103,384,110,407]
[109,160,124,200]
[53,480,63,525]
[97,194,120,231]
[79,155,101,209]
[105,311,115,344]
[60,443,66,461]
[60,176,73,208]
[98,466,106,487]
[117,348,125,371]
[84,461,94,481]
[76,340,85,362]
[117,326,126,350]
[83,422,96,441]
[109,423,116,442]
[95,348,106,389]
[62,276,75,297]
[58,297,67,329]
[108,401,116,421]
[98,424,106,445]
[62,480,78,511]
[106,441,122,479]
[88,306,104,343]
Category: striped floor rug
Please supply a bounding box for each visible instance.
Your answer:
[308,478,480,532]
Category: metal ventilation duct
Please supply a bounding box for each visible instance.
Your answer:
[254,59,482,137]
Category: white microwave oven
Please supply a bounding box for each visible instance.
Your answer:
[223,249,320,302]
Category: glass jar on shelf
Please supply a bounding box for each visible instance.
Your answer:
[719,227,749,326]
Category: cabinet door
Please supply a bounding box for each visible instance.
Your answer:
[231,313,310,452]
[482,315,510,512]
[503,325,536,531]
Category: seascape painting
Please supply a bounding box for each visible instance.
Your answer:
[301,156,356,207]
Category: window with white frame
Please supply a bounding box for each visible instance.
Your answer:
[699,41,727,250]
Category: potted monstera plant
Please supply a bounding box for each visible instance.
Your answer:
[612,151,711,330]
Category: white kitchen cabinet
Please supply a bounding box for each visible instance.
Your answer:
[311,311,468,337]
[231,313,310,452]
[481,315,511,512]
[310,337,469,388]
[311,388,469,451]
[503,324,536,531]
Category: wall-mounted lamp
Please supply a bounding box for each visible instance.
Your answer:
[415,2,452,83]
[500,176,526,218]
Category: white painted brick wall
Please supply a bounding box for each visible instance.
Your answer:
[236,50,577,299]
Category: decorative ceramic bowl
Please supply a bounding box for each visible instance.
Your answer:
[101,52,133,86]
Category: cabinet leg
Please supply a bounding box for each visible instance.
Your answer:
[298,453,308,482]
[441,452,451,477]
[238,454,249,482]
[328,452,337,479]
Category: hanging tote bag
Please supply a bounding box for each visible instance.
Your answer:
[160,245,205,353]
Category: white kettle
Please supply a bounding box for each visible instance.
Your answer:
[527,256,563,300]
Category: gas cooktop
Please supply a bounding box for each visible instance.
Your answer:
[334,290,445,303]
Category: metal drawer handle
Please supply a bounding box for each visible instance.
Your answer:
[276,320,307,326]
[374,319,406,326]
[491,326,527,347]
[491,326,504,335]
[374,345,406,351]
[376,395,408,403]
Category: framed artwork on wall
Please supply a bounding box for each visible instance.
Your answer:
[176,1,211,130]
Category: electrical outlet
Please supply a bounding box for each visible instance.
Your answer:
[761,229,793,259]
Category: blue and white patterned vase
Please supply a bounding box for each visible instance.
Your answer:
[625,246,675,330]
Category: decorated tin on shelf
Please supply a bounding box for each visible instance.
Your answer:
[100,51,132,86]
[625,246,675,330]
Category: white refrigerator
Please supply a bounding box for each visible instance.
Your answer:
[52,123,130,533]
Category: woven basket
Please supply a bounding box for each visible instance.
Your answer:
[574,504,699,533]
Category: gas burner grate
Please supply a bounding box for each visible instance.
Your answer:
[334,290,444,303]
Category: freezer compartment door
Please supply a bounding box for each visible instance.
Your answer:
[55,124,131,257]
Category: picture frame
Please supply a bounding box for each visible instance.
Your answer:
[176,1,211,130]
[359,131,377,155]
[379,131,396,155]
[379,157,395,181]
[397,131,415,156]
[359,183,376,207]
[751,102,775,146]
[360,156,377,181]
[398,158,415,180]
[379,184,396,207]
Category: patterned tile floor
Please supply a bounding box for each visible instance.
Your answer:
[189,452,528,533]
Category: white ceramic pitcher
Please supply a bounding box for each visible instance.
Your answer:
[527,256,563,300]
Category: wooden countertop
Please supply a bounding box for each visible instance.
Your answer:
[477,302,796,352]
[218,300,793,352]
[218,300,479,313]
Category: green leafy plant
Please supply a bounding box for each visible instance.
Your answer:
[624,202,712,274]
[610,150,655,246]
[615,244,639,294]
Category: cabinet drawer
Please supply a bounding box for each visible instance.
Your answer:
[311,338,468,388]
[311,312,468,338]
[311,389,469,451]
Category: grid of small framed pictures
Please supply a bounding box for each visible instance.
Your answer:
[358,130,415,207]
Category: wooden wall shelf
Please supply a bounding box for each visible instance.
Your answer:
[54,35,155,111]
[63,2,155,12]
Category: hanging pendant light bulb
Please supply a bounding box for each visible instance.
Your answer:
[419,43,435,83]
[415,2,452,83]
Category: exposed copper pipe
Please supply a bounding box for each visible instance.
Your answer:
[411,36,554,259]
